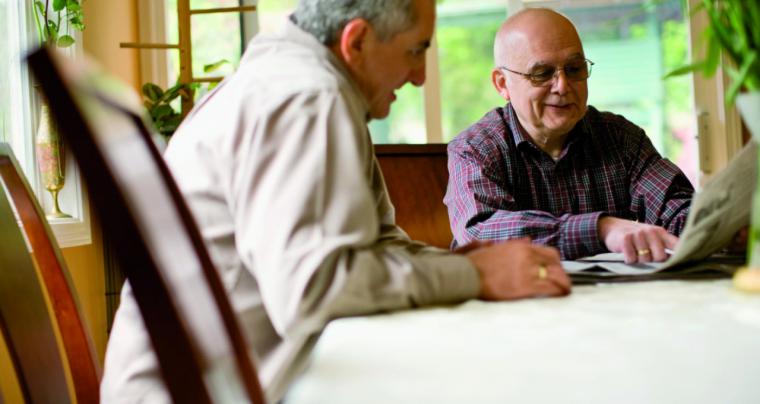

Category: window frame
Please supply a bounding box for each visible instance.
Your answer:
[6,0,91,248]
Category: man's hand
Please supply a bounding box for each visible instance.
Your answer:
[598,216,678,264]
[464,238,570,300]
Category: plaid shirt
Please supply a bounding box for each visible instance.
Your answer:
[444,104,694,259]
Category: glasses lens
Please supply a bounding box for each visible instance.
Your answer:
[529,68,556,85]
[565,61,590,81]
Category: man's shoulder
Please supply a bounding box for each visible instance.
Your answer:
[449,107,511,154]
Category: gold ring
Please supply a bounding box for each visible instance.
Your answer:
[537,264,548,280]
[637,249,651,256]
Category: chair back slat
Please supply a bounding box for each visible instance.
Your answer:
[0,150,72,404]
[28,46,265,403]
[0,143,101,404]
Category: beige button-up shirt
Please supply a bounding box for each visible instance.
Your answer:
[101,20,479,403]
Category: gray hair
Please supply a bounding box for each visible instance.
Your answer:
[293,0,418,46]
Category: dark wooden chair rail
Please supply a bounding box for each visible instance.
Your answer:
[28,46,266,403]
[0,142,101,403]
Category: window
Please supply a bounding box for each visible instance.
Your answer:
[1,0,33,168]
[133,0,257,102]
[1,0,91,247]
[145,0,741,187]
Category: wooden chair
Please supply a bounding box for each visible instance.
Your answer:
[0,142,100,403]
[28,47,266,403]
[375,144,454,249]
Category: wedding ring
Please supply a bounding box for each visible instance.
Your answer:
[537,264,548,280]
[637,249,651,256]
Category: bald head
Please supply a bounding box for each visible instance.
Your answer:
[489,7,589,155]
[494,8,581,67]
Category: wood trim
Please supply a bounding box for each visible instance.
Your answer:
[119,42,180,49]
[375,143,448,156]
[189,5,257,15]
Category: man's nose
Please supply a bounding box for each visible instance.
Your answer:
[551,69,570,94]
[409,63,426,87]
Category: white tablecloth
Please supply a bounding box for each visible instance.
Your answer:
[284,280,760,404]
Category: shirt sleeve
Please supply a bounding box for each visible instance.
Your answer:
[625,130,693,235]
[227,89,480,338]
[445,139,606,260]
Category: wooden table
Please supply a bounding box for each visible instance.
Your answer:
[284,280,760,404]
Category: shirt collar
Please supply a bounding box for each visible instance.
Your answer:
[281,16,371,119]
[504,103,587,159]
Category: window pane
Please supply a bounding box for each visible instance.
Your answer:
[369,86,426,144]
[1,0,11,143]
[551,0,697,184]
[257,0,296,34]
[190,12,241,79]
[437,1,507,143]
[1,0,33,173]
[165,0,245,101]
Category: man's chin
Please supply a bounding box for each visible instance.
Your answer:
[369,105,392,120]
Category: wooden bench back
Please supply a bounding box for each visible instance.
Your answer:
[375,144,453,249]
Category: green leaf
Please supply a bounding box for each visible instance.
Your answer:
[663,62,703,78]
[66,0,81,12]
[160,115,183,136]
[57,35,75,47]
[142,83,164,102]
[45,20,59,44]
[703,29,721,76]
[157,83,188,104]
[34,1,46,17]
[52,0,66,12]
[203,59,230,73]
[151,105,175,121]
[725,50,758,105]
[69,16,85,32]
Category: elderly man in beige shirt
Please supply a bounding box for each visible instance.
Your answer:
[100,0,571,402]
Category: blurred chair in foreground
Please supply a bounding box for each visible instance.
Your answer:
[0,142,100,403]
[28,47,266,403]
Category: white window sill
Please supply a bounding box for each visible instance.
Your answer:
[50,216,91,248]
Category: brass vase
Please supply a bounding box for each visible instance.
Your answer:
[35,100,71,219]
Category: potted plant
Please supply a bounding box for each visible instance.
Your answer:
[33,0,85,48]
[31,0,85,219]
[669,0,760,291]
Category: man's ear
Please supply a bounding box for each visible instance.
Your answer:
[337,19,370,67]
[491,68,511,101]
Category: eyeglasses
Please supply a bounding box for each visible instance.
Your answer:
[498,59,594,87]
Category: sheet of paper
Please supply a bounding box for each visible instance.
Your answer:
[665,142,755,266]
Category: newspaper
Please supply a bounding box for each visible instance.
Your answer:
[564,142,756,283]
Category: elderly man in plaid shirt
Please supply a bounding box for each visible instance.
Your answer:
[445,8,694,264]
